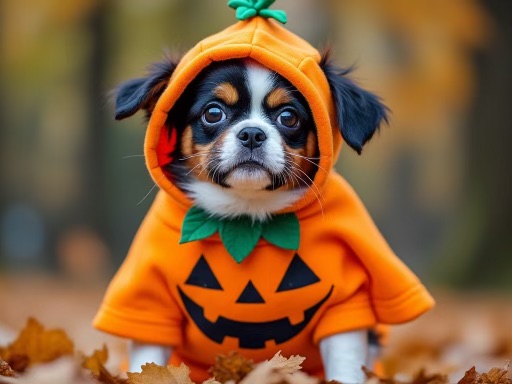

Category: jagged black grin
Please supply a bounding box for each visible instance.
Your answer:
[177,285,333,349]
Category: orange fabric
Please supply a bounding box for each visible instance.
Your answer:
[94,17,434,382]
[94,174,434,382]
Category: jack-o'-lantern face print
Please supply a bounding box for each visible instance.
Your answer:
[177,254,334,349]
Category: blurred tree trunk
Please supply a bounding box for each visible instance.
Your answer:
[82,1,110,239]
[440,0,512,289]
[0,1,6,266]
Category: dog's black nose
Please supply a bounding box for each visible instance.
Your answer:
[237,127,267,150]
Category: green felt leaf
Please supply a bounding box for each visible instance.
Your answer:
[237,7,258,20]
[180,206,219,244]
[228,0,253,10]
[259,9,287,24]
[254,0,275,10]
[219,217,262,263]
[261,213,299,250]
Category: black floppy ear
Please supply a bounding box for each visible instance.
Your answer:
[321,53,389,154]
[114,57,179,120]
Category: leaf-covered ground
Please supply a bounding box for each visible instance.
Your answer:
[0,276,511,383]
[0,317,510,384]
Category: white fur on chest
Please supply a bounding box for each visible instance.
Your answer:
[182,180,306,221]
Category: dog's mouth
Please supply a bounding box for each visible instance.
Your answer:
[210,159,286,190]
[234,160,267,171]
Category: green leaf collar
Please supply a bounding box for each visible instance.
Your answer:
[180,206,299,263]
[228,0,288,24]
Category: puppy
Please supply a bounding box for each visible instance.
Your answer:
[112,53,387,383]
[165,59,319,221]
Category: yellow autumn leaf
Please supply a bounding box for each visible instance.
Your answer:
[127,362,194,384]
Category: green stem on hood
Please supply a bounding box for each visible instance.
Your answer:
[228,0,288,24]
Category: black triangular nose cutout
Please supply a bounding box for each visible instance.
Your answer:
[236,280,265,303]
[185,255,223,290]
[276,253,320,292]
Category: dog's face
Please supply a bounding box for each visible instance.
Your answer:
[114,52,388,219]
[170,60,318,192]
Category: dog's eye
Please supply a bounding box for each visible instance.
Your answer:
[203,106,226,125]
[277,110,299,128]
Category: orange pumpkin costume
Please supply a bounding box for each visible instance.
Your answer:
[93,9,434,382]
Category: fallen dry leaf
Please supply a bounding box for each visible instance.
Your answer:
[410,368,448,384]
[209,351,254,383]
[82,344,126,383]
[0,317,73,371]
[127,362,193,384]
[202,378,222,384]
[83,345,109,377]
[266,351,306,374]
[458,367,479,384]
[238,360,318,384]
[0,357,94,384]
[478,363,511,384]
[0,360,15,378]
[456,363,512,384]
[363,366,398,384]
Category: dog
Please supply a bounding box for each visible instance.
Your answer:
[111,52,388,383]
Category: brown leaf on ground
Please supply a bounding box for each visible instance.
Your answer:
[6,354,29,372]
[362,366,448,384]
[0,360,15,377]
[209,351,254,383]
[238,361,318,384]
[95,364,128,384]
[81,344,127,383]
[202,378,222,384]
[456,363,511,384]
[266,351,306,374]
[362,366,398,384]
[0,357,95,384]
[126,362,193,384]
[0,317,73,372]
[82,344,109,376]
[458,367,479,384]
[411,368,448,384]
[478,363,511,384]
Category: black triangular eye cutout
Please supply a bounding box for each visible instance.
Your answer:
[185,255,223,290]
[276,254,320,292]
[236,281,265,303]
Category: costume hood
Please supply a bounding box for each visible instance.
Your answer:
[145,16,338,212]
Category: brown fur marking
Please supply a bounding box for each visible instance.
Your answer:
[266,87,292,109]
[214,83,239,105]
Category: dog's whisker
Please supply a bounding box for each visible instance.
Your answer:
[285,151,326,173]
[122,154,145,159]
[286,168,303,190]
[292,165,325,202]
[137,171,171,206]
[210,162,223,184]
[179,153,207,161]
[199,159,219,177]
[289,167,324,218]
[179,150,223,162]
[187,160,209,176]
[281,168,295,189]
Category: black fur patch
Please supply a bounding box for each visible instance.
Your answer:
[114,57,179,120]
[320,52,389,154]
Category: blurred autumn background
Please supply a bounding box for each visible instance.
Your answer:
[0,0,511,381]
